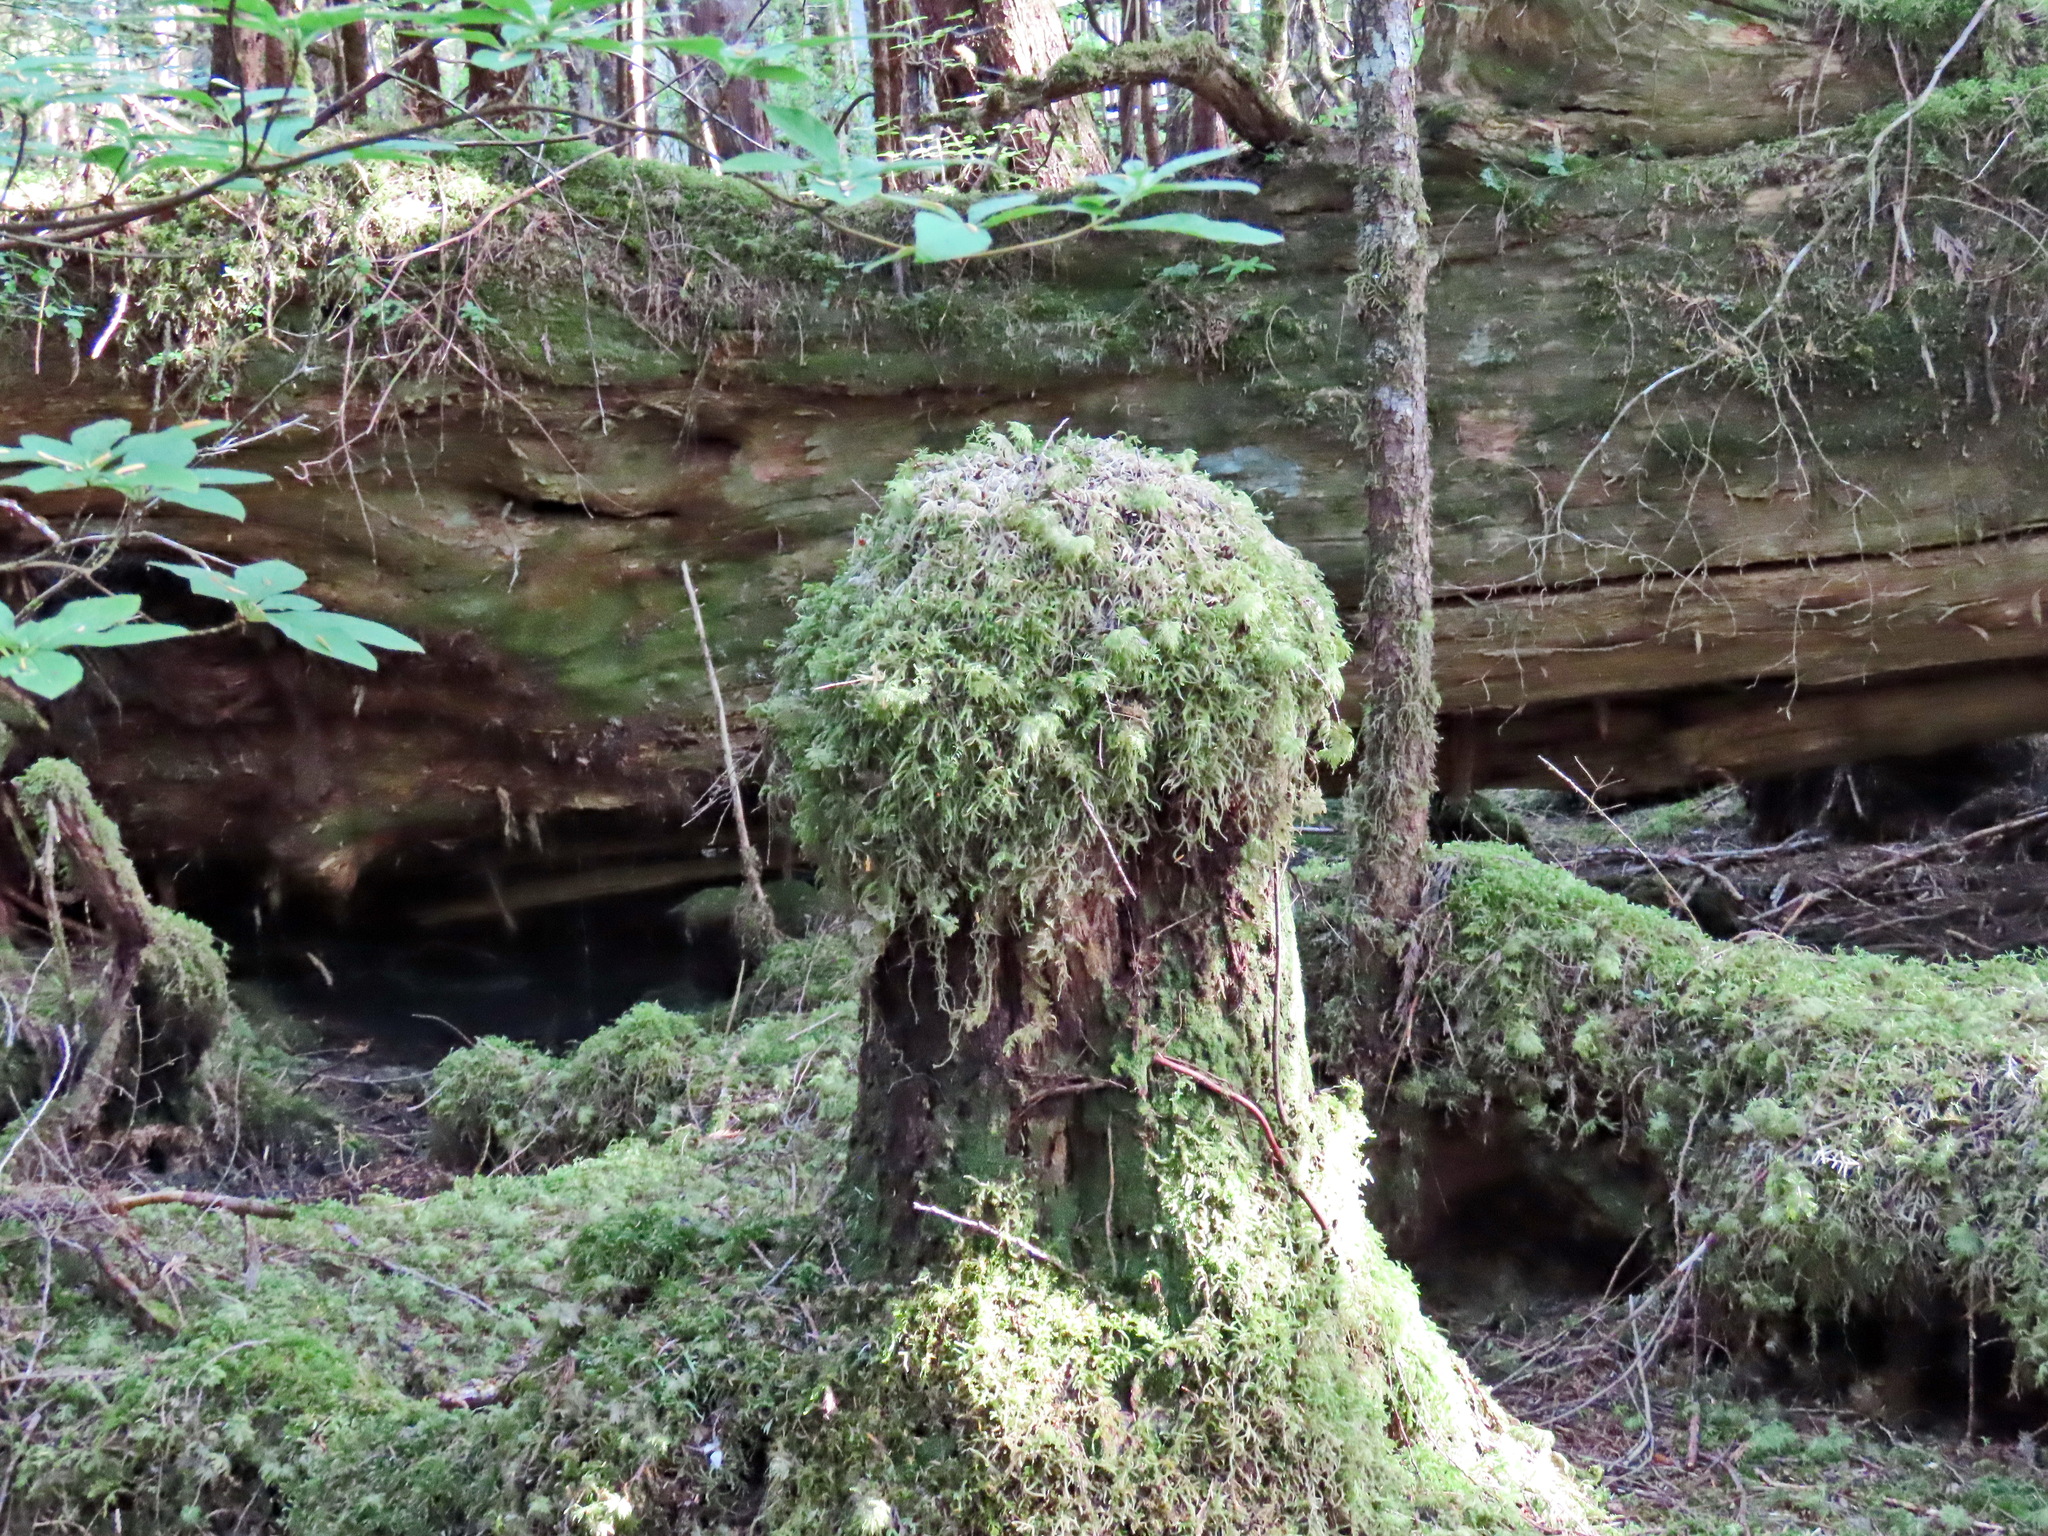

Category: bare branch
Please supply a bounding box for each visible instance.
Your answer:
[961,37,1312,151]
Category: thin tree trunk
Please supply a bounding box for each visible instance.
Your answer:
[868,0,914,157]
[391,9,446,120]
[1260,0,1293,102]
[1341,0,1436,1012]
[464,36,529,113]
[689,0,771,154]
[1187,0,1229,152]
[335,16,370,111]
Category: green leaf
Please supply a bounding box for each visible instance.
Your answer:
[18,595,187,649]
[1098,213,1282,245]
[115,428,201,470]
[0,466,93,494]
[265,609,419,668]
[151,485,250,519]
[967,192,1038,225]
[764,104,842,168]
[0,649,83,700]
[719,150,811,175]
[190,468,272,487]
[912,209,993,263]
[153,559,306,603]
[1150,147,1237,180]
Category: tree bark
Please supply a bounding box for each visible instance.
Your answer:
[1187,0,1230,153]
[209,0,294,105]
[1340,0,1437,1013]
[689,0,772,156]
[391,10,446,121]
[868,0,916,156]
[961,34,1312,149]
[844,840,1319,1282]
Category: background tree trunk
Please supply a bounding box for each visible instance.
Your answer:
[868,0,915,156]
[689,0,772,155]
[391,9,446,120]
[1341,0,1437,1016]
[1187,0,1230,152]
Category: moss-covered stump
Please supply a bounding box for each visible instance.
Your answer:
[0,757,231,1170]
[760,427,1594,1531]
[1354,842,2048,1376]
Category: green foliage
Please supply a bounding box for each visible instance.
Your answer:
[0,417,423,692]
[725,137,1279,265]
[0,416,266,518]
[1348,842,2048,1374]
[154,558,424,670]
[762,424,1352,932]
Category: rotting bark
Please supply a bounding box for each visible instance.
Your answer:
[961,34,1313,149]
[1341,0,1438,1020]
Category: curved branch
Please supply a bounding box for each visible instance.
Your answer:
[964,36,1313,151]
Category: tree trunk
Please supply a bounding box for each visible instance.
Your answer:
[335,16,370,112]
[689,0,772,156]
[391,11,446,121]
[868,0,915,157]
[1187,0,1229,153]
[464,36,529,113]
[209,0,293,105]
[1341,0,1437,1018]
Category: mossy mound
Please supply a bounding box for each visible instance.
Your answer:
[1346,841,2048,1368]
[761,421,1354,933]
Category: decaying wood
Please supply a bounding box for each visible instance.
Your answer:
[962,36,1313,149]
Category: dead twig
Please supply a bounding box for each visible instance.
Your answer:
[912,1200,1072,1273]
[1150,1052,1331,1238]
[102,1189,294,1220]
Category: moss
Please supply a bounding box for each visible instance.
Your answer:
[761,423,1353,935]
[1327,841,2048,1373]
[431,926,866,1171]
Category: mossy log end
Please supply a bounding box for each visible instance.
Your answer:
[1332,842,2048,1376]
[967,36,1314,150]
[764,428,1596,1530]
[7,758,229,1159]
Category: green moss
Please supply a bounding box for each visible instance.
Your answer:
[432,926,867,1171]
[761,423,1353,933]
[1335,841,2048,1371]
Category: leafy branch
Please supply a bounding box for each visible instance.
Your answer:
[0,419,421,700]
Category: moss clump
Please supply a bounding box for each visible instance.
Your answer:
[431,925,866,1170]
[1351,841,2048,1368]
[762,422,1353,935]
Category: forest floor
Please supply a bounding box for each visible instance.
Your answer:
[41,774,2048,1533]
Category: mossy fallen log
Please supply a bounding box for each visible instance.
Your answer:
[1328,841,2048,1371]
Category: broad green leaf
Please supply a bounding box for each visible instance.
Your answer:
[116,429,201,470]
[151,485,250,519]
[318,611,424,653]
[720,150,811,174]
[264,610,380,668]
[912,209,992,263]
[967,192,1038,225]
[730,61,809,84]
[0,466,95,494]
[764,104,842,168]
[64,420,135,458]
[19,596,187,648]
[1151,147,1238,179]
[153,558,306,602]
[0,649,84,700]
[190,468,272,487]
[1098,213,1282,245]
